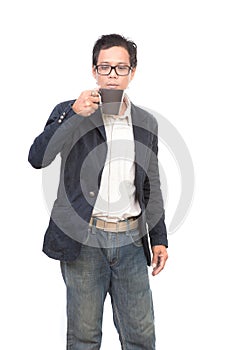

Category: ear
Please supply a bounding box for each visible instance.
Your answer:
[129,67,136,81]
[92,66,97,80]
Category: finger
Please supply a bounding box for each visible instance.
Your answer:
[86,105,98,115]
[92,102,99,110]
[77,105,92,117]
[90,89,99,97]
[86,100,99,111]
[152,255,166,276]
[85,99,91,107]
[85,96,100,108]
[89,93,100,105]
[91,87,101,96]
[151,252,159,268]
[91,96,100,104]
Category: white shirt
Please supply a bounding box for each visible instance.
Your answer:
[92,97,141,222]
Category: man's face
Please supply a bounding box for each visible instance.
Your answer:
[92,46,136,90]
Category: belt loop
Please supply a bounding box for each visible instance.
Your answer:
[125,218,130,236]
[92,217,97,234]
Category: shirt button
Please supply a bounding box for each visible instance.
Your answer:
[89,191,95,198]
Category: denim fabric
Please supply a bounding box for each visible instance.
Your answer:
[60,227,155,350]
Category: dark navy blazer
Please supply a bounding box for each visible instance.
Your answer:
[28,100,168,265]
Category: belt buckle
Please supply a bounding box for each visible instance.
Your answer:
[104,220,113,232]
[90,216,136,233]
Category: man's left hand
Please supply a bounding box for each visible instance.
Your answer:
[151,245,168,276]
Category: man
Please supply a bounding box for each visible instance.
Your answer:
[28,34,168,350]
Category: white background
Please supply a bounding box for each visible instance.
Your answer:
[1,0,237,349]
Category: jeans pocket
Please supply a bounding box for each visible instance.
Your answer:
[129,229,143,247]
[81,227,92,245]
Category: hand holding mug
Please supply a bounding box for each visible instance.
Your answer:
[72,89,100,117]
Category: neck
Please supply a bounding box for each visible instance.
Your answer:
[119,101,127,116]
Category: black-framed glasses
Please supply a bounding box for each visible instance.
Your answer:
[95,64,132,76]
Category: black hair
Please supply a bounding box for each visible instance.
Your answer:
[92,34,137,68]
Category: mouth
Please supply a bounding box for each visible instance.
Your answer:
[106,83,119,89]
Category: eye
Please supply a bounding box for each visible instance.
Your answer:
[100,65,110,71]
[117,65,128,71]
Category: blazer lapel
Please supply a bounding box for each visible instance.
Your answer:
[131,104,151,171]
[88,108,106,140]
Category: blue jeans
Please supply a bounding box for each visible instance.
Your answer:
[60,227,156,350]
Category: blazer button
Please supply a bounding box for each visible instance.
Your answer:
[89,191,95,198]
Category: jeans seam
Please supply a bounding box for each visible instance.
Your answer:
[112,298,127,350]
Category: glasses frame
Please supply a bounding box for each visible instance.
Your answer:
[95,64,132,76]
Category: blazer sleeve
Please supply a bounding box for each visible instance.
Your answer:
[144,120,168,248]
[28,100,84,169]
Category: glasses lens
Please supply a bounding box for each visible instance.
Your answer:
[97,65,111,75]
[115,65,130,76]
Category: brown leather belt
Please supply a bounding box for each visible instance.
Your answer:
[89,217,138,233]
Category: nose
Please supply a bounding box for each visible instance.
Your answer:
[109,67,118,78]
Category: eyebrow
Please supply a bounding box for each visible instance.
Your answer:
[98,61,130,65]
